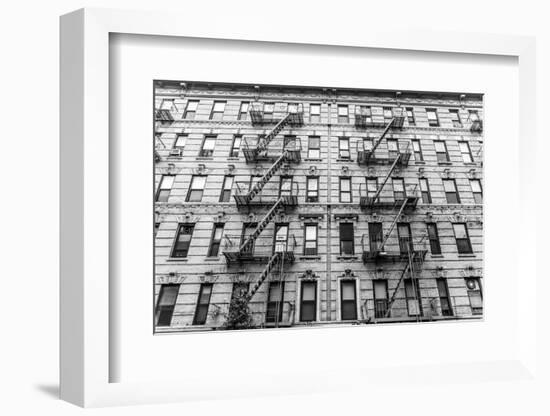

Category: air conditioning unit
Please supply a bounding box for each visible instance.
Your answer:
[169,148,183,157]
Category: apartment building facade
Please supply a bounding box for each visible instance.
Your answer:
[154,80,484,333]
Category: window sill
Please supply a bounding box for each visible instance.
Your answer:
[458,254,476,258]
[166,257,188,262]
[337,255,358,260]
[414,161,426,165]
[430,254,444,259]
[304,158,322,162]
[463,162,477,166]
[336,158,352,162]
[196,156,214,160]
[204,257,221,262]
[299,256,321,260]
[227,157,240,161]
[437,161,453,166]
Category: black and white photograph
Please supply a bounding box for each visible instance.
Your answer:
[153,81,484,333]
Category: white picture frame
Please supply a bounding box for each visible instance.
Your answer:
[60,7,541,408]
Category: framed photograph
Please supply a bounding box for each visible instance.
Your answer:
[60,7,540,408]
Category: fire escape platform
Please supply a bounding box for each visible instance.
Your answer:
[233,195,298,209]
[357,151,412,167]
[362,249,428,264]
[223,251,295,266]
[359,196,419,210]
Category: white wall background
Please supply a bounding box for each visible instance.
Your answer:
[0,0,548,414]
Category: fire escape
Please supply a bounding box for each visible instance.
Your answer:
[356,106,428,320]
[223,102,304,315]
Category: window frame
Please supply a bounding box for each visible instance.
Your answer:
[307,136,321,159]
[266,281,285,323]
[207,223,225,257]
[174,133,187,149]
[300,280,317,322]
[419,178,431,204]
[230,135,242,157]
[309,103,321,123]
[238,101,249,120]
[340,280,357,320]
[426,223,442,255]
[339,222,355,255]
[219,175,234,202]
[279,175,294,197]
[434,140,450,163]
[459,140,474,163]
[338,137,350,159]
[437,278,453,316]
[452,222,473,254]
[155,284,180,327]
[183,100,198,119]
[199,135,216,157]
[209,100,226,120]
[337,104,349,123]
[470,179,483,204]
[170,223,195,258]
[449,109,462,127]
[392,177,405,201]
[339,176,352,203]
[186,175,207,202]
[373,279,389,319]
[306,176,319,202]
[406,107,415,126]
[303,223,318,255]
[443,178,461,204]
[404,278,423,316]
[412,139,423,161]
[426,108,439,127]
[193,283,213,325]
[156,174,175,202]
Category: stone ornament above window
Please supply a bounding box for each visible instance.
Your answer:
[176,212,199,224]
[299,269,319,280]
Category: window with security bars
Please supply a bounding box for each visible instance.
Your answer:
[437,278,453,316]
[300,281,317,322]
[404,279,422,316]
[406,107,415,126]
[309,103,321,123]
[155,284,179,326]
[156,175,174,202]
[366,177,378,199]
[453,223,473,254]
[368,222,383,252]
[171,224,194,258]
[339,177,352,202]
[434,140,449,163]
[419,178,431,203]
[210,101,226,120]
[465,278,483,315]
[266,281,285,323]
[184,100,198,119]
[449,109,462,127]
[340,280,357,320]
[219,175,234,202]
[470,179,483,204]
[443,179,460,204]
[338,137,350,159]
[308,136,320,159]
[306,176,319,202]
[427,223,442,255]
[392,177,405,201]
[426,108,439,126]
[387,139,399,159]
[230,135,241,157]
[207,224,224,257]
[304,224,318,255]
[373,280,388,318]
[186,175,207,202]
[339,223,354,255]
[238,102,249,120]
[337,105,349,123]
[193,283,213,325]
[397,223,413,254]
[459,141,474,163]
[412,139,423,161]
[199,136,216,157]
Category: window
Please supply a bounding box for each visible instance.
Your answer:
[406,107,415,126]
[310,103,321,123]
[368,222,383,252]
[308,136,320,159]
[279,176,293,197]
[238,101,249,120]
[339,177,352,202]
[337,105,349,123]
[160,98,174,110]
[392,177,405,201]
[404,279,422,316]
[288,102,299,113]
[397,223,413,254]
[171,224,194,258]
[453,223,473,254]
[387,139,399,159]
[230,135,241,157]
[155,284,179,326]
[363,138,373,152]
[366,177,378,198]
[338,137,350,159]
[248,174,262,191]
[449,109,462,127]
[306,176,319,202]
[231,282,249,302]
[240,222,257,255]
[468,110,479,122]
[339,223,354,255]
[156,175,174,202]
[465,278,483,315]
[443,179,460,204]
[434,140,449,163]
[426,108,439,126]
[419,178,431,203]
[427,223,442,255]
[373,280,388,318]
[383,107,393,122]
[193,283,213,325]
[210,101,226,120]
[264,102,275,116]
[266,281,284,323]
[300,281,317,322]
[184,100,198,119]
[219,175,234,202]
[340,280,357,320]
[207,224,224,257]
[304,224,318,255]
[273,224,289,253]
[412,139,423,161]
[186,175,207,202]
[459,141,474,163]
[359,105,372,123]
[437,278,453,316]
[470,179,483,204]
[174,134,187,149]
[154,221,160,237]
[199,135,216,157]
